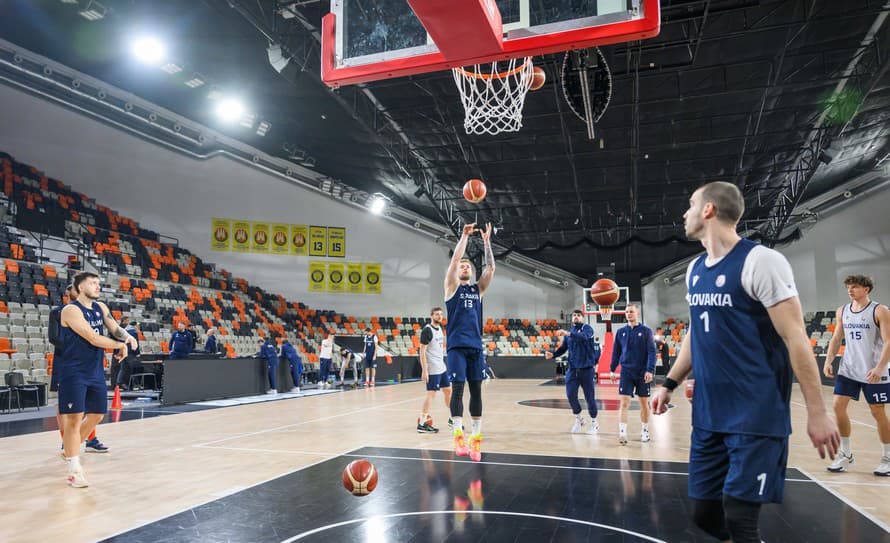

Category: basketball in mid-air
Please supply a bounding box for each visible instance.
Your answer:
[589,278,620,307]
[342,459,378,496]
[529,66,546,91]
[463,179,487,203]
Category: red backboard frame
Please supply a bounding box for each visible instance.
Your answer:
[321,0,661,87]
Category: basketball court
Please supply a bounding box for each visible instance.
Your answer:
[1,0,889,541]
[1,381,888,541]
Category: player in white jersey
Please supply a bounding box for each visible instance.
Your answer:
[823,275,890,475]
[417,307,452,433]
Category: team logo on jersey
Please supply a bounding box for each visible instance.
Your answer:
[67,403,73,409]
[692,275,700,286]
[715,275,726,287]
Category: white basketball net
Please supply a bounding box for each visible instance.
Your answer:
[598,305,613,321]
[452,57,534,135]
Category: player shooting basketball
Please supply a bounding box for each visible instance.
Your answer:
[445,222,494,462]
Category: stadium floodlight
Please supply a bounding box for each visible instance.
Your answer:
[369,193,387,215]
[131,36,166,65]
[215,98,246,123]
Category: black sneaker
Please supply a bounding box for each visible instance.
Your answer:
[417,423,439,434]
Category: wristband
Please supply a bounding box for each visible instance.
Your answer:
[663,377,679,391]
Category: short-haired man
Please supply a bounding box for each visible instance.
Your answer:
[168,322,192,359]
[546,309,601,434]
[651,181,838,541]
[823,274,890,476]
[319,330,335,388]
[611,302,656,444]
[418,306,451,433]
[339,347,361,387]
[59,272,138,487]
[204,328,219,355]
[363,327,378,387]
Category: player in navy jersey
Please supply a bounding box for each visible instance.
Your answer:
[363,327,378,386]
[651,181,839,542]
[822,274,890,476]
[59,272,138,488]
[610,303,656,444]
[445,222,495,462]
[546,309,601,434]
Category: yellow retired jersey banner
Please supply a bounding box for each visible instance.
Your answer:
[251,222,270,253]
[211,218,231,251]
[270,223,289,255]
[327,262,345,293]
[290,224,309,256]
[231,220,251,253]
[309,226,327,256]
[346,263,364,294]
[363,263,382,294]
[308,261,326,293]
[327,227,346,258]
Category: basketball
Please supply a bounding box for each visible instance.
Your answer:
[342,459,378,496]
[589,278,619,307]
[529,66,546,91]
[463,178,487,203]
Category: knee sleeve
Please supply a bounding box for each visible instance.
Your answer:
[723,496,762,543]
[468,380,482,417]
[692,499,730,541]
[450,380,465,417]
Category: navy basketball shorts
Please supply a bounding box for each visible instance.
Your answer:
[447,348,485,382]
[426,371,451,391]
[365,357,377,369]
[834,374,890,404]
[689,428,789,504]
[58,377,108,415]
[618,371,650,397]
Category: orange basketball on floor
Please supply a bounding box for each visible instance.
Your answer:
[463,179,487,203]
[589,278,620,307]
[342,459,378,496]
[529,66,546,91]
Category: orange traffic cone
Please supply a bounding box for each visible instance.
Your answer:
[111,385,122,410]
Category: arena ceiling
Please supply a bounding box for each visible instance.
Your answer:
[1,0,889,282]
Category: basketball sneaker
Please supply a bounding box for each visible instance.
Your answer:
[469,434,482,462]
[290,387,300,393]
[448,418,454,429]
[874,456,890,476]
[85,438,110,453]
[67,468,88,488]
[586,419,599,434]
[618,430,628,446]
[453,430,469,457]
[827,451,854,472]
[570,416,585,434]
[417,422,439,433]
[641,429,651,443]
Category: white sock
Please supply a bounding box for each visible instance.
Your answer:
[642,423,649,432]
[882,443,890,457]
[471,419,482,436]
[840,437,852,455]
[619,423,627,434]
[420,413,429,424]
[575,413,584,421]
[453,417,463,435]
[66,456,81,472]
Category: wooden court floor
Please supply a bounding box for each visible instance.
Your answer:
[0,380,888,542]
